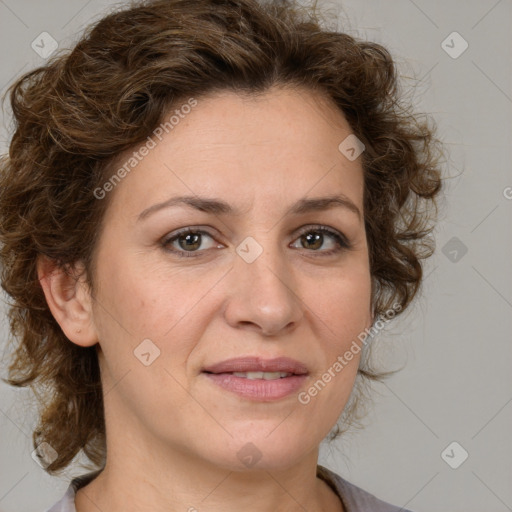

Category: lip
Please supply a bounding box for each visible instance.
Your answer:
[201,356,309,402]
[201,356,309,375]
[203,373,307,401]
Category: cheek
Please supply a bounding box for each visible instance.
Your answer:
[95,272,157,336]
[92,257,210,380]
[309,264,372,342]
[92,267,197,412]
[93,245,176,333]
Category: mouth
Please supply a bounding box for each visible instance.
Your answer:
[201,357,309,401]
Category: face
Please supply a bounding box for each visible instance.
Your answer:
[88,86,372,471]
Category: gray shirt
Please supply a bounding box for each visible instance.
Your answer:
[44,465,413,512]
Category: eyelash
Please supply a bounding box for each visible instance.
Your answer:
[161,225,351,259]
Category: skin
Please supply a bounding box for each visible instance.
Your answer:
[38,85,373,512]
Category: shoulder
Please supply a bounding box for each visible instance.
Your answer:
[45,466,412,512]
[43,470,102,512]
[43,484,75,512]
[317,464,414,512]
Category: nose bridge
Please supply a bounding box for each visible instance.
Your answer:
[224,233,303,335]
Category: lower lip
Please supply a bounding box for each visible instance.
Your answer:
[203,373,308,401]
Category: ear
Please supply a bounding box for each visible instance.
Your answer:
[37,255,98,347]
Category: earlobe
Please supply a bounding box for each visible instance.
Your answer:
[37,255,98,347]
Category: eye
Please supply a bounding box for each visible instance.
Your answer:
[161,225,351,259]
[161,228,222,258]
[290,225,350,255]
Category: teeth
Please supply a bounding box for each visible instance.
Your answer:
[232,371,291,380]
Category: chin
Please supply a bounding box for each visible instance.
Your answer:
[207,432,315,473]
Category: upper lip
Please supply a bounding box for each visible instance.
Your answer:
[202,357,309,375]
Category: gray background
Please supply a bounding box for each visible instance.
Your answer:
[0,1,511,511]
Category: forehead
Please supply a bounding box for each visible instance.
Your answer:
[176,85,353,153]
[103,86,364,219]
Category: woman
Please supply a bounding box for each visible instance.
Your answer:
[0,0,443,511]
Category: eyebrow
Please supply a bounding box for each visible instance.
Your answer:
[137,194,362,222]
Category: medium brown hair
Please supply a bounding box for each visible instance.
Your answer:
[0,0,444,474]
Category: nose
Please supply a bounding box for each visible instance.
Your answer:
[223,242,303,337]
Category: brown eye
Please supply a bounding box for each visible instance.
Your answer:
[300,232,324,250]
[177,232,202,251]
[162,229,220,257]
[291,226,350,255]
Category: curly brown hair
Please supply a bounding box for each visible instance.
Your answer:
[0,0,443,475]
